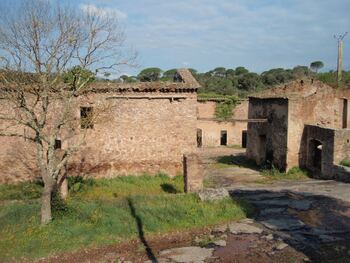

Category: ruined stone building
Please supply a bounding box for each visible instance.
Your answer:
[246,79,350,182]
[196,99,248,147]
[0,69,199,183]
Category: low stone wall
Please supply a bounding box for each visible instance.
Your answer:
[333,164,350,183]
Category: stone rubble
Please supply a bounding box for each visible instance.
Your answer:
[229,222,263,234]
[197,188,230,201]
[157,247,214,263]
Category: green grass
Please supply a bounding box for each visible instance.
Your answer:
[0,174,252,261]
[215,155,259,170]
[0,181,42,201]
[69,173,184,201]
[257,167,310,183]
[340,159,350,167]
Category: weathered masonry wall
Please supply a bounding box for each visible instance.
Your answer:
[246,98,288,170]
[196,100,248,147]
[0,72,199,183]
[301,125,350,182]
[70,92,197,178]
[287,89,350,170]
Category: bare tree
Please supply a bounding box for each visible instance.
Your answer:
[0,0,136,224]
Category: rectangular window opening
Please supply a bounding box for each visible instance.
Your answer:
[342,99,348,129]
[54,139,62,150]
[80,107,94,129]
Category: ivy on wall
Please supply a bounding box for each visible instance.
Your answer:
[215,96,239,120]
[198,93,239,121]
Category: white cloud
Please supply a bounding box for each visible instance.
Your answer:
[80,4,127,20]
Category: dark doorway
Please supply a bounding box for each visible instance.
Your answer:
[265,149,274,168]
[342,99,348,128]
[242,130,247,148]
[220,130,227,146]
[309,139,322,171]
[197,129,202,148]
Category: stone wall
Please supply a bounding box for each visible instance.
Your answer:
[246,98,288,169]
[302,125,350,180]
[333,165,350,183]
[287,89,350,170]
[302,125,335,178]
[0,91,197,183]
[196,100,248,147]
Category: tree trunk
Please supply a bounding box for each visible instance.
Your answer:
[59,176,68,199]
[41,184,53,224]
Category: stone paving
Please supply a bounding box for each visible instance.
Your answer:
[151,148,350,262]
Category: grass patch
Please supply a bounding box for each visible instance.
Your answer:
[0,181,42,201]
[69,173,184,201]
[340,159,350,167]
[257,167,310,183]
[216,155,259,170]
[0,174,251,261]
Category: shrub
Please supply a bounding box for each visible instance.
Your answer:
[340,159,350,167]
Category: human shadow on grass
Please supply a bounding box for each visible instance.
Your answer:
[127,198,158,262]
[230,189,350,262]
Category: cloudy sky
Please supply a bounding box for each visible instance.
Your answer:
[4,0,350,75]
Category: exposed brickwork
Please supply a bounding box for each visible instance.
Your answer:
[0,69,199,183]
[246,98,288,168]
[247,79,350,181]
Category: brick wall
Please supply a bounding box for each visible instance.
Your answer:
[0,91,197,183]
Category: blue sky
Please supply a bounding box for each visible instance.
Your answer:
[3,0,350,75]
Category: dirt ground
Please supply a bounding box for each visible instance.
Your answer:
[32,147,350,263]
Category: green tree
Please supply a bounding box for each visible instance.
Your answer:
[235,66,249,75]
[237,73,262,91]
[162,69,177,81]
[261,68,294,86]
[225,69,235,79]
[204,77,235,95]
[120,75,137,83]
[292,66,311,79]
[310,61,324,73]
[212,67,226,78]
[137,67,162,82]
[63,66,95,88]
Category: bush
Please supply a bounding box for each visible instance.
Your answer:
[67,176,95,193]
[340,159,350,167]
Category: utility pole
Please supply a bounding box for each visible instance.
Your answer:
[334,32,348,82]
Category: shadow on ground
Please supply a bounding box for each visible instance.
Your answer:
[230,189,350,262]
[127,198,158,262]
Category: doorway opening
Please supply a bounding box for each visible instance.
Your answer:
[309,139,322,171]
[242,130,247,148]
[220,130,227,146]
